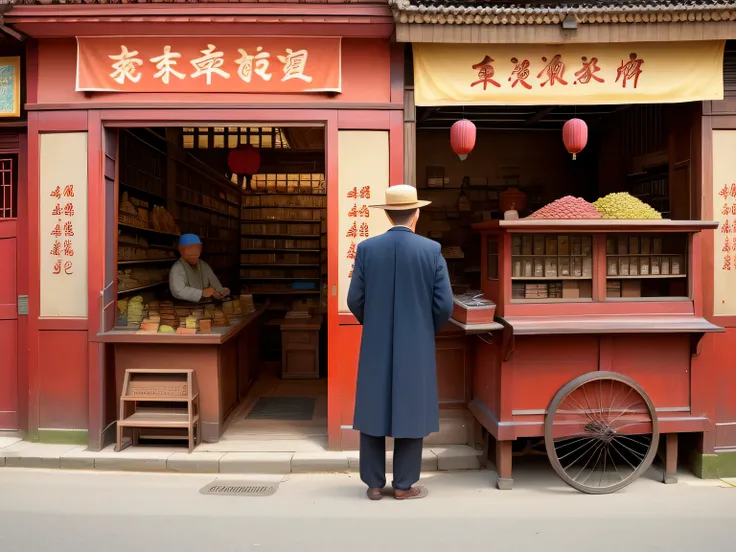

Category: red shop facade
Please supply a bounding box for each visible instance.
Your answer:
[4,0,403,451]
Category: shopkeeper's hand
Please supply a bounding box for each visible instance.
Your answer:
[202,287,216,298]
[221,288,231,296]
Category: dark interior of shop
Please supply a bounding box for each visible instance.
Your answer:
[414,102,696,302]
[115,126,328,447]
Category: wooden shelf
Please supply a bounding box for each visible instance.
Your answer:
[240,277,320,281]
[241,248,320,253]
[117,368,200,452]
[241,204,324,209]
[118,409,197,428]
[242,233,320,239]
[512,254,589,258]
[118,281,168,294]
[121,396,194,402]
[606,253,682,257]
[118,222,179,237]
[512,276,591,281]
[607,274,687,279]
[118,259,173,265]
[246,290,320,295]
[176,197,240,220]
[241,263,319,268]
[244,219,323,224]
[511,298,594,304]
[119,181,166,201]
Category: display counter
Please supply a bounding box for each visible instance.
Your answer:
[457,218,724,493]
[97,304,267,443]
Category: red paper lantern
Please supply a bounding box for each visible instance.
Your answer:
[227,145,261,175]
[562,118,588,160]
[450,119,476,161]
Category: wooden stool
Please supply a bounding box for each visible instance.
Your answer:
[117,369,200,452]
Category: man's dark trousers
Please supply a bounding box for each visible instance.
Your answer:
[360,432,423,490]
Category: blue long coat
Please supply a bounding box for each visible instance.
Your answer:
[347,226,454,439]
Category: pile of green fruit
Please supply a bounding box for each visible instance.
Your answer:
[593,192,662,220]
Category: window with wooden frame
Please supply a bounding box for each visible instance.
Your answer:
[182,127,291,150]
[0,156,16,219]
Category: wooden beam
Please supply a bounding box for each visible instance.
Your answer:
[524,106,555,126]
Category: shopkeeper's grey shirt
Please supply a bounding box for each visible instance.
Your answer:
[169,258,226,303]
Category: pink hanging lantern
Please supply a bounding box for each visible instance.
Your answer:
[562,118,588,160]
[228,144,261,175]
[450,119,476,161]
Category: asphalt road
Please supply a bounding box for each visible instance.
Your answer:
[0,463,735,552]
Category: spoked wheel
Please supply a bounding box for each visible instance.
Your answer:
[544,371,659,494]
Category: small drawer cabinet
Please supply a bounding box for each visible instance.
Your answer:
[280,315,323,379]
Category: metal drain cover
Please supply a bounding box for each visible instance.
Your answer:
[200,480,278,497]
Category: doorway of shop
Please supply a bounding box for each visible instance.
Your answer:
[101,125,330,453]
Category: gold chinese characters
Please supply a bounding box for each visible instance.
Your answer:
[108,44,314,85]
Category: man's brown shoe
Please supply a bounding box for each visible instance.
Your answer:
[366,488,383,500]
[394,486,428,500]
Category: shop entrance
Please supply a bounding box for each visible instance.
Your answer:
[108,125,329,451]
[414,102,696,296]
[413,102,701,478]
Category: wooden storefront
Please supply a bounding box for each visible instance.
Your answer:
[5,0,409,451]
[391,0,736,483]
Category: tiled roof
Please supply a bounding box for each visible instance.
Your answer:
[2,0,378,4]
[390,0,736,25]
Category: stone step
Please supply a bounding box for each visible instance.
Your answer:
[0,440,482,474]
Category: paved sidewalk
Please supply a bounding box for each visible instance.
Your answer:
[0,436,481,474]
[0,466,733,552]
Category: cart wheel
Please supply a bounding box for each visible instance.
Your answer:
[545,371,659,495]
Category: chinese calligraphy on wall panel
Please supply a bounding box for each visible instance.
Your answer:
[712,130,736,316]
[39,133,88,318]
[413,41,725,107]
[76,37,341,94]
[338,131,392,314]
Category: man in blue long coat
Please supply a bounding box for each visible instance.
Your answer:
[347,184,454,501]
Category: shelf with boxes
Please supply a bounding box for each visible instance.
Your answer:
[509,234,594,302]
[240,193,326,301]
[474,219,716,317]
[117,130,245,297]
[605,233,688,299]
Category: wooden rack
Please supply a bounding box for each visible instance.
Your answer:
[117,369,200,452]
[117,129,243,287]
[240,191,326,312]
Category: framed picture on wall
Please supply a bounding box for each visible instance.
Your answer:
[0,57,20,118]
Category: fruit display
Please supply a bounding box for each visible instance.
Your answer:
[526,196,602,220]
[593,192,662,220]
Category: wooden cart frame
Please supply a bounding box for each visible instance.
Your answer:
[464,219,723,493]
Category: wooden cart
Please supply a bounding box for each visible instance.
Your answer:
[464,219,723,494]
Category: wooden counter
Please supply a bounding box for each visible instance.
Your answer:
[105,305,266,443]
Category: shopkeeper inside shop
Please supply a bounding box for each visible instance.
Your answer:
[169,234,230,303]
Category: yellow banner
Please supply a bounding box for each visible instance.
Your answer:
[413,41,724,106]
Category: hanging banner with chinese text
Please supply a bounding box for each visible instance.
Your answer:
[413,41,724,106]
[712,130,736,317]
[338,131,392,315]
[76,36,342,93]
[39,133,88,318]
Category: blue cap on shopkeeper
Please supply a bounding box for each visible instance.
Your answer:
[179,234,202,247]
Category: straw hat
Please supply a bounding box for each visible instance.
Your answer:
[369,184,431,211]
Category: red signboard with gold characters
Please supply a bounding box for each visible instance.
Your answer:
[76,36,342,94]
